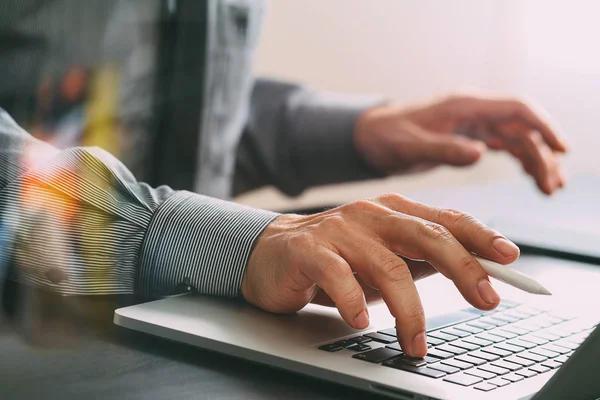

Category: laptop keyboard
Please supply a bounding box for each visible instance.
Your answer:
[317,300,597,392]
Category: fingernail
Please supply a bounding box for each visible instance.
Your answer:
[478,279,501,305]
[412,331,427,356]
[355,310,370,329]
[492,237,519,257]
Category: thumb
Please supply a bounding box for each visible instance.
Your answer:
[419,132,487,166]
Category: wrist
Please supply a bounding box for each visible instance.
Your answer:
[241,213,303,306]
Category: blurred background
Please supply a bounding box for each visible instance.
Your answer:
[237,0,600,210]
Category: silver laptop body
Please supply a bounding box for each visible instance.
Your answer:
[114,255,600,400]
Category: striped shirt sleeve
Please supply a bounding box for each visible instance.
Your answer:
[0,109,279,298]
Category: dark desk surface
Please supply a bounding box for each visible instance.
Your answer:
[1,289,385,400]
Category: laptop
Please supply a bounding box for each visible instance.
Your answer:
[114,178,600,400]
[114,259,600,400]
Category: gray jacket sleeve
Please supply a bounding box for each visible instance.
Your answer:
[234,78,385,197]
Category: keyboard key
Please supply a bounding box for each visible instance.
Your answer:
[451,340,480,351]
[503,373,525,383]
[466,368,497,379]
[541,360,562,370]
[530,348,560,359]
[529,315,554,329]
[348,336,372,344]
[568,335,587,345]
[491,360,522,371]
[364,332,396,344]
[501,325,530,336]
[555,355,569,363]
[492,312,520,323]
[516,320,545,331]
[429,363,460,374]
[505,355,535,367]
[494,342,524,354]
[463,336,493,347]
[424,356,442,364]
[488,377,511,387]
[515,369,538,378]
[382,360,447,378]
[349,344,371,352]
[428,331,459,342]
[440,327,470,338]
[332,340,357,348]
[500,299,521,307]
[467,320,496,331]
[547,311,575,322]
[507,339,537,349]
[378,328,397,337]
[475,332,504,343]
[456,354,487,366]
[474,383,498,392]
[391,355,427,367]
[441,359,473,370]
[521,335,549,346]
[469,350,500,362]
[532,331,561,342]
[488,329,518,340]
[436,344,468,355]
[385,342,403,352]
[352,347,401,363]
[529,365,551,374]
[479,316,507,327]
[518,352,547,363]
[553,339,580,351]
[318,343,344,352]
[541,344,571,355]
[426,336,445,346]
[443,373,483,386]
[479,364,510,376]
[545,327,573,338]
[516,306,544,317]
[426,310,479,331]
[454,324,483,335]
[545,315,566,325]
[503,309,531,320]
[481,346,512,358]
[427,348,454,360]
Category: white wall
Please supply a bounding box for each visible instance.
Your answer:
[237,0,599,210]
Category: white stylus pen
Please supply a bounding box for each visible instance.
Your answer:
[473,255,552,295]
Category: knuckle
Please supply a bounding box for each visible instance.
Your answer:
[322,259,349,280]
[347,199,377,213]
[459,256,484,277]
[377,192,407,205]
[514,98,531,114]
[379,258,409,281]
[443,208,479,228]
[440,208,466,223]
[288,232,314,250]
[401,303,426,324]
[416,221,452,242]
[343,286,364,305]
[444,93,468,106]
[322,215,346,230]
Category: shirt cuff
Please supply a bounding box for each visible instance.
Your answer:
[137,191,279,297]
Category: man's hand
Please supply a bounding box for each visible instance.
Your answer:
[241,194,520,358]
[354,94,568,194]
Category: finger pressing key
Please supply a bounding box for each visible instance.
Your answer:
[378,212,501,311]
